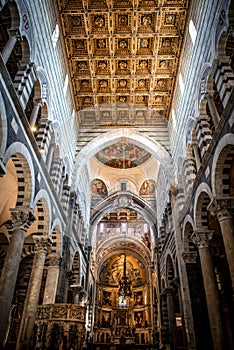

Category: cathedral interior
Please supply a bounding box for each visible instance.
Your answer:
[0,0,234,349]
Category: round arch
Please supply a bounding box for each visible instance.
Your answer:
[73,128,175,188]
[211,133,234,196]
[165,253,175,288]
[96,234,151,263]
[193,183,213,229]
[212,0,230,58]
[27,197,50,238]
[182,216,196,252]
[37,66,52,113]
[90,192,157,237]
[3,142,35,207]
[96,244,150,284]
[195,62,211,118]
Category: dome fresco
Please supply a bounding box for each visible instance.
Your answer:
[95,142,152,169]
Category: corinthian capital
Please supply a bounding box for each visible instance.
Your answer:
[191,230,214,249]
[47,253,61,266]
[182,251,197,264]
[33,235,52,254]
[208,197,234,221]
[10,207,36,231]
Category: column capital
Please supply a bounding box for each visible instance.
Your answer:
[7,28,20,39]
[191,230,214,249]
[182,251,197,264]
[47,253,61,267]
[208,196,234,221]
[169,185,178,198]
[70,191,77,201]
[33,98,43,107]
[10,207,36,231]
[33,235,52,254]
[162,287,174,296]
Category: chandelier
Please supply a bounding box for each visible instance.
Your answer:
[118,254,132,298]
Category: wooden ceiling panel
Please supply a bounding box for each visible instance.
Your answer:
[57,0,190,125]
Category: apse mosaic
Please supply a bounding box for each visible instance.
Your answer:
[95,142,152,169]
[99,254,145,287]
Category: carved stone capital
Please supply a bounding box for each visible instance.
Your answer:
[70,191,77,201]
[182,251,197,264]
[33,98,43,107]
[33,235,52,254]
[208,197,234,221]
[47,253,61,266]
[191,230,214,249]
[7,28,20,39]
[10,207,36,231]
[162,287,174,296]
[70,285,83,296]
[169,185,178,198]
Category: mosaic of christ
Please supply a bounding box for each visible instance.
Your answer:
[95,142,151,169]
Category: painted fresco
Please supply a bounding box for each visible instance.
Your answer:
[91,178,108,197]
[95,142,151,169]
[139,179,156,195]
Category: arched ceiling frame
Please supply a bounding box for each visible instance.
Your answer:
[73,128,175,190]
[96,237,151,282]
[90,191,157,238]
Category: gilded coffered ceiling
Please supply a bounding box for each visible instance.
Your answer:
[57,0,190,126]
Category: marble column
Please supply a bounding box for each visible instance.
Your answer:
[16,235,52,350]
[43,253,61,304]
[45,140,55,172]
[208,197,234,293]
[165,287,177,349]
[191,141,201,170]
[29,99,42,127]
[85,246,92,291]
[1,29,20,64]
[0,207,35,348]
[205,93,220,127]
[169,187,196,350]
[191,231,224,350]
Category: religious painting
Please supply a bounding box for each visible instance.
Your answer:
[91,179,108,197]
[103,290,112,306]
[139,180,156,195]
[95,142,152,169]
[101,311,111,328]
[134,291,143,305]
[134,311,144,328]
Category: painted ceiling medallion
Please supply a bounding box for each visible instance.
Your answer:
[95,142,151,169]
